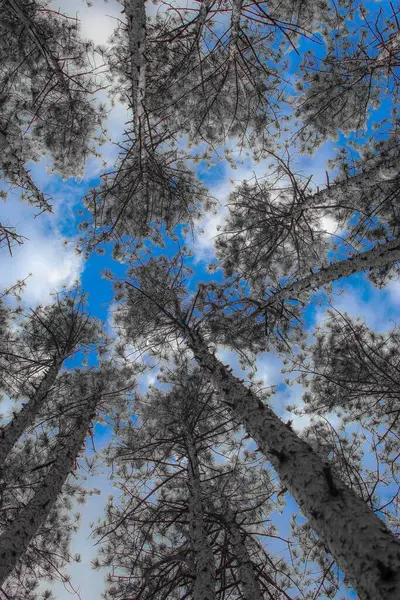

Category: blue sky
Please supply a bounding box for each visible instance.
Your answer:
[0,0,398,598]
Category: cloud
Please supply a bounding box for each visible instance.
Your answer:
[0,193,83,305]
[314,275,400,332]
[49,0,122,46]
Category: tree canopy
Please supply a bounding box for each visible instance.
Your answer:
[0,1,399,599]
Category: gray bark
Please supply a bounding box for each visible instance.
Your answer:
[182,328,400,600]
[306,150,400,211]
[0,390,98,585]
[229,0,243,60]
[0,358,64,474]
[124,0,147,133]
[185,431,216,600]
[264,238,400,309]
[222,504,263,600]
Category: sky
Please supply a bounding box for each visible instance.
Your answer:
[0,0,398,598]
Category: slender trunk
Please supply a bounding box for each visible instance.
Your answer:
[182,328,400,600]
[0,390,98,585]
[0,358,64,474]
[306,150,399,212]
[124,0,148,199]
[222,504,263,600]
[263,238,400,309]
[229,0,243,60]
[124,0,147,136]
[185,432,216,600]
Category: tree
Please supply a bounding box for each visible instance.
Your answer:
[83,0,359,247]
[2,1,400,598]
[93,360,293,599]
[284,308,400,524]
[0,0,105,250]
[0,292,102,473]
[292,5,400,152]
[215,142,400,295]
[0,360,136,592]
[111,255,400,600]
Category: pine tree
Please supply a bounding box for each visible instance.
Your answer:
[0,0,104,249]
[284,308,400,525]
[0,360,136,592]
[0,292,102,473]
[111,255,400,600]
[93,360,293,599]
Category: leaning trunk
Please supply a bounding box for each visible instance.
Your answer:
[0,358,64,473]
[0,389,99,585]
[263,238,400,310]
[185,431,216,600]
[306,148,400,212]
[182,328,400,600]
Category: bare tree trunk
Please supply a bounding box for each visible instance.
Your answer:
[185,431,216,600]
[307,149,400,212]
[0,389,99,585]
[181,328,400,600]
[229,0,243,60]
[222,505,263,600]
[124,0,147,134]
[0,358,64,473]
[263,238,400,309]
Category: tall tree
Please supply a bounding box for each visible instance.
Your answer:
[112,255,400,600]
[284,308,400,524]
[0,292,102,472]
[0,0,105,249]
[94,360,292,599]
[0,360,136,591]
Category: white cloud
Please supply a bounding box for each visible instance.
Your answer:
[49,0,122,46]
[0,194,83,305]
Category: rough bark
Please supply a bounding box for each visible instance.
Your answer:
[181,328,400,600]
[306,150,400,211]
[124,0,147,134]
[222,504,263,600]
[263,238,400,309]
[0,390,99,586]
[185,431,216,600]
[229,0,243,60]
[0,358,64,474]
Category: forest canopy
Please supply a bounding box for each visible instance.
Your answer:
[0,0,399,599]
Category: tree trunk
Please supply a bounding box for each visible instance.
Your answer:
[263,238,400,309]
[307,149,399,212]
[185,431,216,600]
[222,504,263,600]
[124,0,147,133]
[0,358,64,474]
[0,390,98,585]
[229,0,243,60]
[182,328,400,600]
